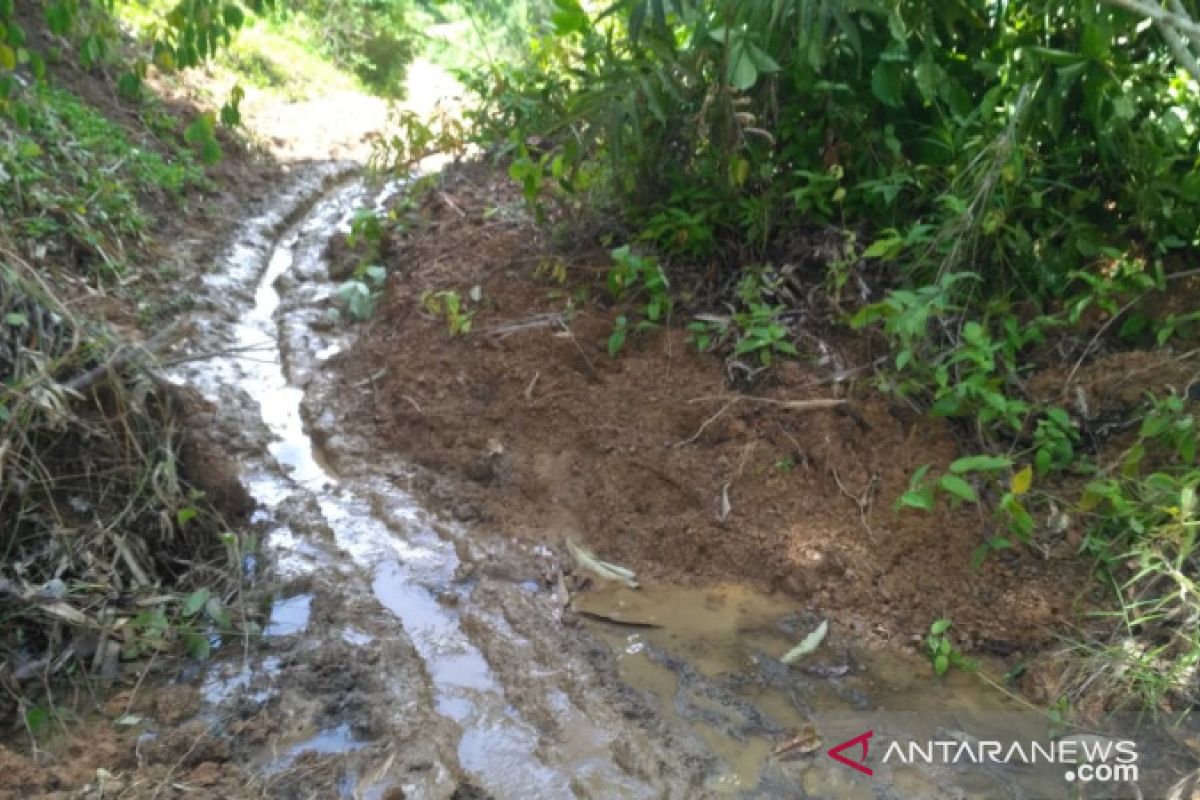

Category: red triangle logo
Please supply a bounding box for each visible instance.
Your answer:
[827,730,874,776]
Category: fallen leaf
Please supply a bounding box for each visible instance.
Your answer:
[772,726,821,759]
[566,539,639,589]
[781,619,828,665]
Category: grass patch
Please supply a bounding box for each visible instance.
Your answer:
[212,15,362,101]
[1,83,208,280]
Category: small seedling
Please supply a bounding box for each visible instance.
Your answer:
[925,618,978,677]
[605,246,671,356]
[421,288,477,336]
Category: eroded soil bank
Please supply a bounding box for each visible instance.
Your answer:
[328,164,1085,658]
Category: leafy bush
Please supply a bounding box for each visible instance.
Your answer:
[605,245,671,355]
[452,0,1200,713]
[463,0,1200,300]
[0,84,208,278]
[276,0,416,95]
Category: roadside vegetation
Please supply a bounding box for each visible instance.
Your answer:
[0,0,273,730]
[355,0,1200,720]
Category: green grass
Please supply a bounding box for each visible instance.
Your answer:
[1,84,208,279]
[118,2,364,102]
[213,15,362,101]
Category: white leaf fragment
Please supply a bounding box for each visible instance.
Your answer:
[781,619,828,665]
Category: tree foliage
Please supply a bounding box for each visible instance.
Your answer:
[466,0,1200,300]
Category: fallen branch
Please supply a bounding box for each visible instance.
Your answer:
[61,320,183,394]
[677,394,847,447]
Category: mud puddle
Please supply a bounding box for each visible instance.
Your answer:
[574,584,1060,798]
[169,164,1186,799]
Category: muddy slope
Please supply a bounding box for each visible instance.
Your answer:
[331,164,1089,655]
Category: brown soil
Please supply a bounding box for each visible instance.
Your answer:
[0,685,262,800]
[334,164,1090,655]
[1028,349,1198,421]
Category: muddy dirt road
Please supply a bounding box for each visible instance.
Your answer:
[116,163,1185,800]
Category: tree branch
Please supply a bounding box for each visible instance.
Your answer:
[1102,0,1200,84]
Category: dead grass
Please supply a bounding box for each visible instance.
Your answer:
[0,239,248,723]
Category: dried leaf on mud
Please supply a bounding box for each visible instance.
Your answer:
[566,539,640,589]
[771,726,821,759]
[781,619,828,665]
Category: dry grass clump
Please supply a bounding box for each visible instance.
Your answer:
[0,243,248,721]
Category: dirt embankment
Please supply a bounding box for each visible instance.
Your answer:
[331,164,1089,656]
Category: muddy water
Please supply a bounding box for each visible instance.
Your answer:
[173,165,1134,799]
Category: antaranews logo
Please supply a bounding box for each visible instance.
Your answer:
[826,730,1140,786]
[827,730,874,776]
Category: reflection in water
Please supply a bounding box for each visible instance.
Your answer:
[265,594,312,637]
[577,582,1057,796]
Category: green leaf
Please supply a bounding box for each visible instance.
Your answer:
[939,474,978,503]
[176,507,198,527]
[184,631,212,659]
[551,0,589,36]
[222,4,245,28]
[0,43,13,70]
[898,487,935,511]
[628,0,647,41]
[934,654,949,676]
[1045,409,1070,431]
[1081,23,1110,59]
[870,60,903,108]
[45,1,72,36]
[116,72,142,102]
[863,234,902,259]
[728,48,758,90]
[200,138,222,165]
[930,618,952,636]
[182,588,210,617]
[608,316,628,357]
[949,455,1012,474]
[746,43,781,74]
[184,115,214,145]
[5,311,26,326]
[204,597,233,631]
[25,706,49,734]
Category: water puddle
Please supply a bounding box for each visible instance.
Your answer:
[265,593,312,637]
[577,583,1059,797]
